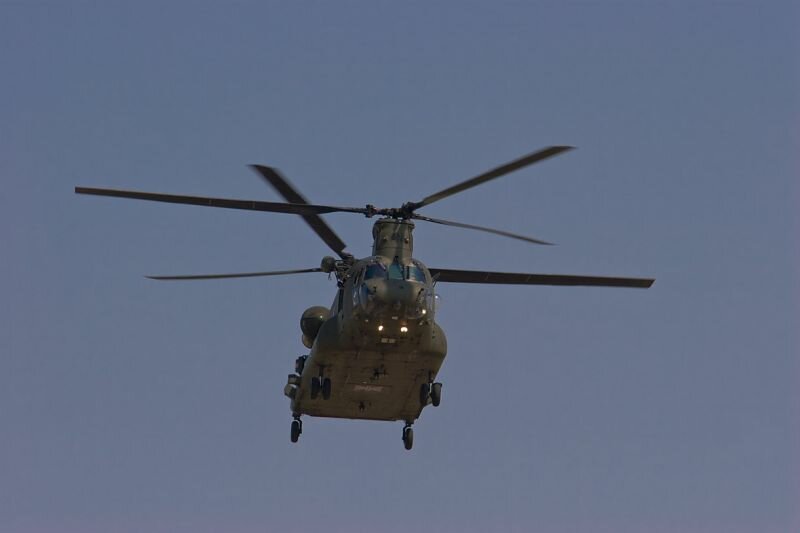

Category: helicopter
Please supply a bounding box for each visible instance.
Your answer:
[75,145,653,450]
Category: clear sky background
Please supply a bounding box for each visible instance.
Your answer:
[2,2,798,532]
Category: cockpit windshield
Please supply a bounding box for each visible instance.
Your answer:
[387,262,404,280]
[361,259,427,285]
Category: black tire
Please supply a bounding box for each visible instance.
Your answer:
[419,383,430,406]
[322,378,332,400]
[295,356,307,375]
[310,377,321,399]
[290,420,301,443]
[403,427,414,450]
[431,382,442,407]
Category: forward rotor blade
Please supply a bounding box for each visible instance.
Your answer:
[428,268,654,288]
[250,165,348,258]
[146,267,323,281]
[412,214,553,245]
[75,187,368,216]
[412,145,574,209]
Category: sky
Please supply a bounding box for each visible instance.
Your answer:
[1,2,798,532]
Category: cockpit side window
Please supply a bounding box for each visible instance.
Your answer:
[406,265,427,283]
[364,263,386,280]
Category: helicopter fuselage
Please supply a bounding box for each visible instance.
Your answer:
[285,219,448,424]
[288,251,447,423]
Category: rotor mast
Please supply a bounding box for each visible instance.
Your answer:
[372,218,415,260]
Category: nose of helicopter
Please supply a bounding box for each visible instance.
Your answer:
[386,279,420,307]
[364,279,428,318]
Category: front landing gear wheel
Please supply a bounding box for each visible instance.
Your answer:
[290,419,301,443]
[402,425,414,450]
[310,377,321,399]
[322,378,332,400]
[419,383,430,406]
[431,382,443,407]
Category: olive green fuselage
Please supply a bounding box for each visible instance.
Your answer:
[289,219,447,424]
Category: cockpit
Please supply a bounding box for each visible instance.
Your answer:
[353,257,433,320]
[361,258,428,284]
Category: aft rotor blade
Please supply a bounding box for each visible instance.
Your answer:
[75,187,368,216]
[428,268,654,288]
[412,214,553,245]
[146,267,323,281]
[412,146,574,209]
[250,165,348,258]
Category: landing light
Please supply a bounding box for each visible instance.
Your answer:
[378,325,384,332]
[400,326,408,333]
[422,309,427,315]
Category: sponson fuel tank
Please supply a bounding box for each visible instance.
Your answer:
[300,306,328,348]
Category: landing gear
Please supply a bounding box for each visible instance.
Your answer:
[294,355,307,375]
[420,381,443,407]
[419,383,430,406]
[321,377,332,400]
[402,425,414,450]
[290,417,302,443]
[310,376,332,400]
[430,382,443,407]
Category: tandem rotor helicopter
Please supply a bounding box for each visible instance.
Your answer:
[76,146,653,450]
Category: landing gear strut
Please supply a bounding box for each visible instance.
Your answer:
[419,383,430,406]
[311,376,332,400]
[310,365,332,401]
[294,355,307,375]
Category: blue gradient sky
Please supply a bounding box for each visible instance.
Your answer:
[2,2,798,532]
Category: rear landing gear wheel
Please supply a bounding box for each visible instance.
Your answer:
[290,419,301,443]
[310,377,321,399]
[322,377,332,400]
[402,425,414,450]
[430,382,442,407]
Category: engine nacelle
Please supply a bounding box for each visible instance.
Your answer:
[300,306,328,348]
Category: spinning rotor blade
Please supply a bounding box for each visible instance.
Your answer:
[75,187,368,216]
[146,267,323,281]
[250,165,348,258]
[428,268,654,288]
[412,214,553,245]
[411,145,573,209]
